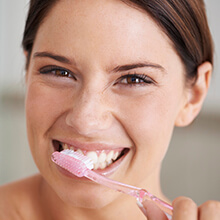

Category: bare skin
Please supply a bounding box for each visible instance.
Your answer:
[0,175,45,220]
[1,0,220,219]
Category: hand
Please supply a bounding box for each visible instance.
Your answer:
[137,196,220,219]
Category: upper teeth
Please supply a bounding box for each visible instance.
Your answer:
[62,143,122,170]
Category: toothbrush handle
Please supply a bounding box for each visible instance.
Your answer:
[138,189,173,219]
[85,170,173,219]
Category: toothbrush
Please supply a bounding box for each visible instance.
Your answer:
[51,149,173,219]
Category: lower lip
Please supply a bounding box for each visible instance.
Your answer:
[53,149,129,180]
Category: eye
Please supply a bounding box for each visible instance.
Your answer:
[116,74,154,86]
[52,69,69,77]
[39,65,76,79]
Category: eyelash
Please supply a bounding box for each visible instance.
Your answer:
[39,65,75,79]
[39,66,154,86]
[116,73,154,86]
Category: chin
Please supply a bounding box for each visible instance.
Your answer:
[52,180,121,209]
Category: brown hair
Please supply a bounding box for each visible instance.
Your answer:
[22,0,213,82]
[125,0,213,82]
[22,0,58,68]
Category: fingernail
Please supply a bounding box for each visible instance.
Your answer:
[136,200,147,216]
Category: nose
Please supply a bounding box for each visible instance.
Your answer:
[65,88,113,136]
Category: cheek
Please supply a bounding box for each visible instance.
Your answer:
[116,89,183,181]
[26,81,69,130]
[25,81,70,158]
[119,93,177,145]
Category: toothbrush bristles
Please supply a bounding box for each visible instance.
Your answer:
[51,150,94,177]
[61,149,94,170]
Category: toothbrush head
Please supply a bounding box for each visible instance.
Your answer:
[61,149,94,170]
[51,149,94,177]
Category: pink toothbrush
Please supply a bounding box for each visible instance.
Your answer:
[51,149,173,219]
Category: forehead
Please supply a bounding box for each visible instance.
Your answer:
[32,0,182,72]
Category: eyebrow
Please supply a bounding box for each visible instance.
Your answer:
[112,62,167,74]
[33,52,73,64]
[33,51,166,74]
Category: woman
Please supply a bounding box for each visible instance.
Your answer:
[0,0,220,219]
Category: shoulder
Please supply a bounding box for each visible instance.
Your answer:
[0,174,43,220]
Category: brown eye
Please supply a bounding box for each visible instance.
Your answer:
[122,75,144,84]
[52,69,69,77]
[117,74,153,85]
[39,65,76,79]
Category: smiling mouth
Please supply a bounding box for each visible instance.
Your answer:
[53,140,129,170]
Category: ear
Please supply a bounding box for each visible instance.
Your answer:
[23,50,29,83]
[24,50,28,58]
[175,62,212,127]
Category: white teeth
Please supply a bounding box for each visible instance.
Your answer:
[86,151,98,164]
[113,151,119,160]
[93,163,99,170]
[60,142,125,170]
[63,143,68,150]
[76,149,83,155]
[99,161,107,169]
[98,152,107,163]
[107,160,112,166]
[106,150,114,161]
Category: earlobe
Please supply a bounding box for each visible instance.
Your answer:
[23,50,29,83]
[24,50,28,58]
[175,62,212,127]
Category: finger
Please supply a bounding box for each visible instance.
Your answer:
[172,196,198,220]
[137,200,168,220]
[199,200,220,220]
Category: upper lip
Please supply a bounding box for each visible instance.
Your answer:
[54,138,130,151]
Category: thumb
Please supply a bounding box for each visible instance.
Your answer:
[137,200,168,220]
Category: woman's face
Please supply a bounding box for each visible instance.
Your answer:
[25,0,187,208]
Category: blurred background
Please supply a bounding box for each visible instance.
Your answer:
[0,0,219,205]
